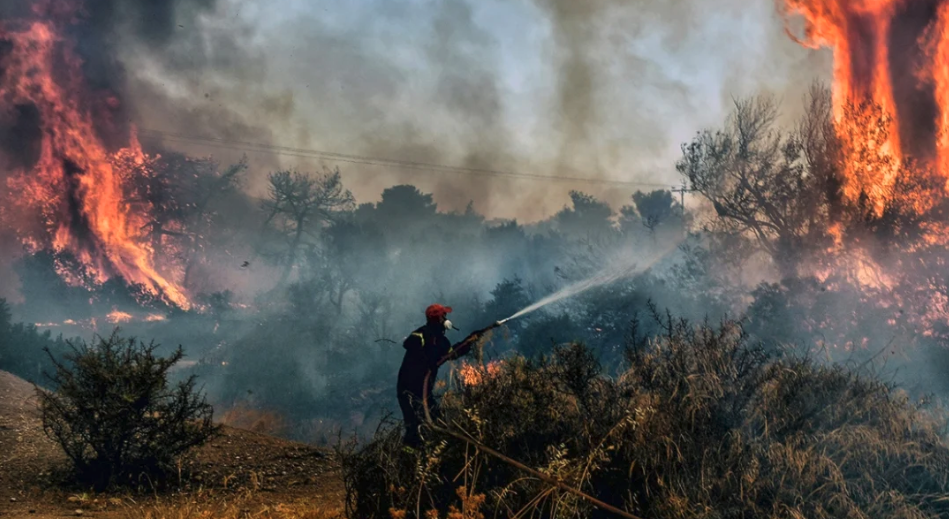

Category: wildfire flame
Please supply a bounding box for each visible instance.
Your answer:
[780,0,949,211]
[458,361,503,387]
[929,3,949,179]
[106,309,134,324]
[0,5,190,309]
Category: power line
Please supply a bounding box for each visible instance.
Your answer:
[137,128,680,189]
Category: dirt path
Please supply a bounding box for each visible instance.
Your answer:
[0,371,346,518]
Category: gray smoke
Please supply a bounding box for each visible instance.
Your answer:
[532,0,602,177]
[0,0,833,221]
[110,0,829,221]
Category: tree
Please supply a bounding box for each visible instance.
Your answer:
[0,298,10,332]
[630,190,681,236]
[118,152,248,287]
[678,82,945,280]
[368,184,440,241]
[179,158,248,289]
[296,219,370,315]
[618,205,643,238]
[37,330,218,489]
[260,167,355,285]
[554,191,614,240]
[481,277,531,334]
[676,88,837,278]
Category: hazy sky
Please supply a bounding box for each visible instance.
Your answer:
[131,0,832,222]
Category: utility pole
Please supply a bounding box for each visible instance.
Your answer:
[671,182,689,218]
[670,182,691,238]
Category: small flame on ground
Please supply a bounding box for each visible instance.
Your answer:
[106,310,134,324]
[32,311,170,329]
[458,361,503,387]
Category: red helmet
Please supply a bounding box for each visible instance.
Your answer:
[425,304,452,323]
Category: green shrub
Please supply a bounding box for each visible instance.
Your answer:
[341,316,949,518]
[36,329,219,489]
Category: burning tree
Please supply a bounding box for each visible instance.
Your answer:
[677,88,842,279]
[0,7,192,308]
[120,153,248,291]
[681,84,949,275]
[778,0,949,178]
[669,2,949,375]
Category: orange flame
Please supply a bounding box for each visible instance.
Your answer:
[776,0,949,217]
[781,0,909,212]
[0,9,190,308]
[782,0,902,144]
[930,3,949,181]
[458,361,503,387]
[106,309,133,324]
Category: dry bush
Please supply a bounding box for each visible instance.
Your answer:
[340,315,949,518]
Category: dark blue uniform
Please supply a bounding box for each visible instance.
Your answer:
[397,324,453,446]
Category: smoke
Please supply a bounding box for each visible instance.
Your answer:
[525,0,831,211]
[0,0,282,198]
[7,0,949,448]
[0,0,837,223]
[888,1,942,161]
[28,0,823,222]
[0,0,217,144]
[361,0,515,215]
[533,0,602,177]
[0,0,835,303]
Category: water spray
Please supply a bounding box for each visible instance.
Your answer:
[442,242,682,366]
[496,241,680,327]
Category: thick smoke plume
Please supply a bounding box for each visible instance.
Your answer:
[21,0,820,221]
[533,0,602,176]
[0,0,256,153]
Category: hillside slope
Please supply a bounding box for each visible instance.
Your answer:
[0,370,345,518]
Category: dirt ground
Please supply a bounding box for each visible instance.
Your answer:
[0,371,346,518]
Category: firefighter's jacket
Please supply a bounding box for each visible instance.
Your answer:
[397,325,455,399]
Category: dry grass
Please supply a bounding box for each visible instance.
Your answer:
[124,488,344,519]
[218,401,290,437]
[340,314,949,518]
[128,502,342,519]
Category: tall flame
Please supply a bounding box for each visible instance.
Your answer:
[931,3,949,178]
[780,1,905,206]
[782,0,902,144]
[779,0,949,211]
[0,9,190,308]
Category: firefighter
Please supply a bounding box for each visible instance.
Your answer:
[397,304,469,448]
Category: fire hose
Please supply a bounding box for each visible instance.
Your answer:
[418,322,643,519]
